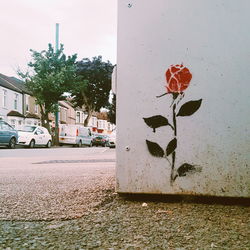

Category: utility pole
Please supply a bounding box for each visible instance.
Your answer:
[54,23,60,145]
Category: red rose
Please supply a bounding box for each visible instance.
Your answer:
[165,64,192,93]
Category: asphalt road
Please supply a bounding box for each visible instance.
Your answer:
[0,146,116,221]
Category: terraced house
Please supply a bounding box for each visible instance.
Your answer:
[0,72,115,133]
[0,73,41,129]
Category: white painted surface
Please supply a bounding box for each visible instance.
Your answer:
[0,87,23,120]
[116,0,250,197]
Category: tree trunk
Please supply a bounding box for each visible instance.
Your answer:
[39,104,51,133]
[84,109,92,127]
[81,90,94,127]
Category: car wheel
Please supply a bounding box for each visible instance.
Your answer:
[8,137,16,149]
[78,140,82,147]
[46,140,52,148]
[29,140,35,148]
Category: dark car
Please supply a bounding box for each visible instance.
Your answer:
[0,120,18,149]
[92,134,109,147]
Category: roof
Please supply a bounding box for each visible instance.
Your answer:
[0,73,30,94]
[97,112,108,120]
[9,76,30,94]
[25,113,40,119]
[7,110,25,118]
[0,74,22,93]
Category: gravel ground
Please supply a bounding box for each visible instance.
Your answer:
[1,186,249,249]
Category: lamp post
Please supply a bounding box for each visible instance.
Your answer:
[54,23,60,145]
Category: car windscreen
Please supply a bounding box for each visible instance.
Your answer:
[19,126,36,132]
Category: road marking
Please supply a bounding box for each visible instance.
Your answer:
[33,159,116,164]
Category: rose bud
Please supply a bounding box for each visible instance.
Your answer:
[165,64,192,93]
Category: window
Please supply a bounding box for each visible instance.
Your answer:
[98,120,103,129]
[3,89,7,107]
[35,104,39,114]
[2,122,13,130]
[76,112,80,123]
[14,94,18,110]
[36,128,44,135]
[25,95,29,112]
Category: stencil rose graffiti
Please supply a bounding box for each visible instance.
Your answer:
[143,64,202,185]
[165,64,192,93]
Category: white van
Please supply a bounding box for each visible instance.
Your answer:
[59,124,92,147]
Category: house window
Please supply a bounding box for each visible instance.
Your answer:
[76,112,80,123]
[3,89,7,107]
[25,95,29,112]
[14,94,18,110]
[98,120,100,128]
[35,104,39,114]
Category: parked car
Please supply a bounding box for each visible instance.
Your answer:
[59,124,92,147]
[92,134,109,147]
[107,133,116,148]
[18,126,52,148]
[0,120,18,149]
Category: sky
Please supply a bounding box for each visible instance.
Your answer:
[0,0,117,77]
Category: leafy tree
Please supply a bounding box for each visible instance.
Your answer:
[107,94,116,124]
[18,44,77,132]
[71,56,114,126]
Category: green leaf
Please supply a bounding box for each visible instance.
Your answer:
[146,140,164,158]
[166,138,177,156]
[143,115,172,132]
[177,99,202,117]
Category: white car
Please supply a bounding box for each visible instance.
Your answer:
[59,124,93,147]
[108,133,116,148]
[18,126,52,148]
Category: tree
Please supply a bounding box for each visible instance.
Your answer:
[107,94,116,124]
[18,44,77,132]
[71,56,114,126]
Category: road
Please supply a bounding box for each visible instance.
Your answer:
[0,146,116,221]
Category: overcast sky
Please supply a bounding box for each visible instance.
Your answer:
[0,0,117,77]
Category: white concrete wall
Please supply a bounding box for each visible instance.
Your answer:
[116,0,250,197]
